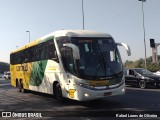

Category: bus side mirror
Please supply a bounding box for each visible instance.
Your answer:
[116,42,131,56]
[63,43,80,59]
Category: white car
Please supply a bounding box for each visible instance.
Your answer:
[3,71,10,80]
[154,70,160,76]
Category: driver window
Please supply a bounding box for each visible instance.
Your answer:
[129,70,135,76]
[61,48,76,75]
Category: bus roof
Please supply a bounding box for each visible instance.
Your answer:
[49,30,111,38]
[11,30,112,53]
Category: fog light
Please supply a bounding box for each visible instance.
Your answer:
[84,93,89,97]
[122,88,125,92]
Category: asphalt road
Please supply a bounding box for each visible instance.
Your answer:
[0,79,160,120]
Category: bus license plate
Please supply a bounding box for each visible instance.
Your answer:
[104,92,112,96]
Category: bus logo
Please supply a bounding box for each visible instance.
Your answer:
[16,65,28,71]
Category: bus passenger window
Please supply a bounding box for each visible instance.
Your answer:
[37,43,46,61]
[46,40,58,62]
[24,49,29,62]
[27,46,38,62]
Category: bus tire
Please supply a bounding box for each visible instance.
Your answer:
[55,83,63,102]
[18,81,21,92]
[16,79,19,88]
[19,81,26,93]
[139,80,146,89]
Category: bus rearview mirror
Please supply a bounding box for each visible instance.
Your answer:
[116,42,131,56]
[63,43,80,59]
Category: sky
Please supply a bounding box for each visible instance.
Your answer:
[0,0,160,63]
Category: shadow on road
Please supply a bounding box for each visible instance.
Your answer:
[1,79,160,113]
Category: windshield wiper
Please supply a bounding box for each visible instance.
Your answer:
[94,62,104,78]
[96,42,106,78]
[104,61,122,78]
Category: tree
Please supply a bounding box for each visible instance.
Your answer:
[147,63,160,72]
[0,62,9,74]
[124,56,160,72]
[124,60,135,68]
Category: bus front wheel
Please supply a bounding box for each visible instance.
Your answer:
[55,83,63,102]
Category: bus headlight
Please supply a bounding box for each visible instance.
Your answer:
[122,88,125,92]
[74,79,94,89]
[84,93,89,97]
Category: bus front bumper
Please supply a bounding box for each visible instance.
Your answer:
[66,82,125,101]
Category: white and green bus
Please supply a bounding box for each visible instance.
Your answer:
[10,30,131,101]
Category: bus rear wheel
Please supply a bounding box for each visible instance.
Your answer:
[18,81,26,93]
[55,83,63,102]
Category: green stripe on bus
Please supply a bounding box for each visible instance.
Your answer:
[29,60,48,86]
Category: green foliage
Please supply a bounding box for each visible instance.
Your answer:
[124,60,135,68]
[124,56,160,72]
[0,62,9,74]
[147,63,160,72]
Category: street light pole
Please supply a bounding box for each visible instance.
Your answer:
[26,31,30,43]
[82,0,85,30]
[139,0,147,68]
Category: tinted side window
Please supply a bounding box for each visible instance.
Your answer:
[10,39,59,64]
[24,49,30,63]
[10,54,15,65]
[37,43,46,61]
[61,48,76,75]
[46,40,58,62]
[57,36,71,48]
[10,51,22,64]
[28,46,38,62]
[129,70,135,76]
[16,52,21,64]
[20,50,25,64]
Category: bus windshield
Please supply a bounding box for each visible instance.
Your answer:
[57,37,123,80]
[72,37,122,79]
